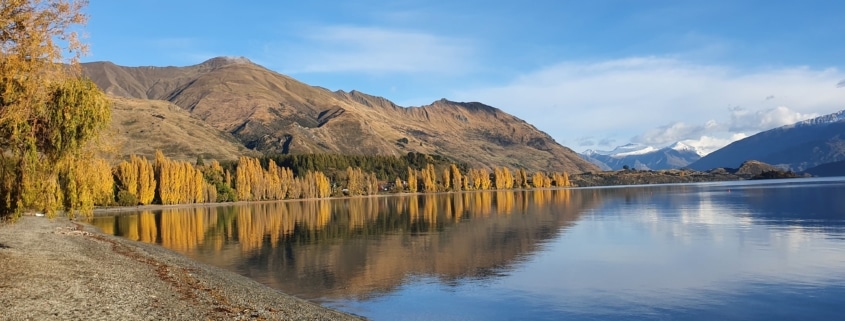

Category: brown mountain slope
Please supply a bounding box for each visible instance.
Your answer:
[104,96,255,162]
[83,57,598,173]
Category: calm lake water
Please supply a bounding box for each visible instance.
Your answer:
[92,177,845,320]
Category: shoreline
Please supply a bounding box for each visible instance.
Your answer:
[0,216,364,320]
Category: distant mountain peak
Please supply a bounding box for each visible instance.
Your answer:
[607,143,655,157]
[580,141,702,170]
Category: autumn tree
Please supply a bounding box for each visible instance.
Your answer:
[502,167,514,189]
[407,167,418,193]
[58,155,113,215]
[421,163,437,192]
[0,1,111,218]
[235,156,261,201]
[154,150,205,205]
[479,168,492,190]
[314,171,331,198]
[364,171,379,195]
[394,176,403,192]
[515,168,529,189]
[115,155,156,205]
[493,167,504,189]
[345,166,364,196]
[552,172,571,187]
[532,171,551,188]
[450,164,462,192]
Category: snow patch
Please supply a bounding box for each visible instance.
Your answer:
[613,146,657,157]
[795,109,845,127]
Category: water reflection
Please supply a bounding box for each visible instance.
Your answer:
[91,189,596,300]
[92,179,845,320]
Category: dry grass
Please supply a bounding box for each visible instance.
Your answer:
[85,59,599,173]
[103,96,257,162]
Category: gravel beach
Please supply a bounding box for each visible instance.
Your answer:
[0,216,364,321]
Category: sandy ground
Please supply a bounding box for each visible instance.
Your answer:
[0,216,364,321]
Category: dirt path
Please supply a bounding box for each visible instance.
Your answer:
[0,216,364,321]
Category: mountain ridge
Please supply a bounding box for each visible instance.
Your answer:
[83,57,598,173]
[689,109,845,171]
[580,142,701,170]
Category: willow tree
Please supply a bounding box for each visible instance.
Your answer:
[0,1,110,218]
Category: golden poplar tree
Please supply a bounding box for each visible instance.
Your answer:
[365,172,379,195]
[345,167,362,196]
[502,167,514,189]
[516,168,529,189]
[494,167,504,189]
[552,172,571,187]
[479,168,492,190]
[235,156,253,201]
[394,176,404,192]
[154,150,182,205]
[280,167,294,199]
[450,164,462,192]
[407,167,418,193]
[136,155,156,205]
[266,160,283,200]
[315,171,331,198]
[115,160,139,198]
[421,163,437,192]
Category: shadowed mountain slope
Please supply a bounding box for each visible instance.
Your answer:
[83,57,598,173]
[688,110,845,171]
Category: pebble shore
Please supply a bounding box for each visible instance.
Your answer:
[0,216,364,321]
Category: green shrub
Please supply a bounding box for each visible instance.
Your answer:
[116,190,139,207]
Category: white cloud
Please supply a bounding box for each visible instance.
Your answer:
[272,26,475,75]
[632,105,818,154]
[728,106,818,132]
[453,57,845,153]
[633,122,712,146]
[680,134,749,156]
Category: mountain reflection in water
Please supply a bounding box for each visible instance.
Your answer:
[91,189,599,300]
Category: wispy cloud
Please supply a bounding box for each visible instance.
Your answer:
[271,25,475,75]
[633,121,716,146]
[454,57,845,153]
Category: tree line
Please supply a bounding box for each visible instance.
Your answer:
[3,149,573,219]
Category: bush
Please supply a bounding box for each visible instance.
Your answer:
[116,190,139,207]
[214,182,238,202]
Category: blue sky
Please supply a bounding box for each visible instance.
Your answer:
[83,1,845,154]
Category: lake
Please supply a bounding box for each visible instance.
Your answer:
[91,177,845,320]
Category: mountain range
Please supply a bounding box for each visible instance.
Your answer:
[688,110,845,171]
[580,142,702,171]
[82,57,598,173]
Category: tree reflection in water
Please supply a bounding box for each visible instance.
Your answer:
[91,189,600,300]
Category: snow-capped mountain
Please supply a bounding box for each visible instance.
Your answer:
[580,142,702,170]
[689,108,845,171]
